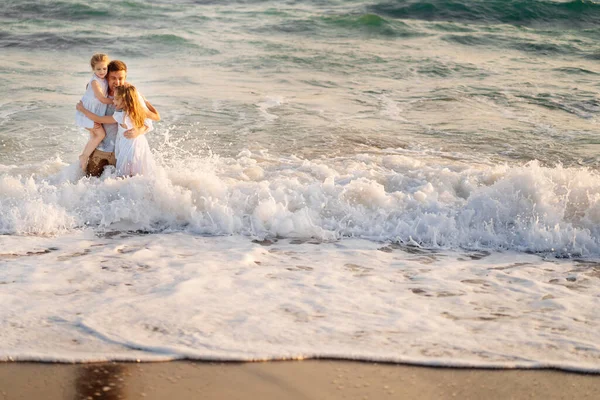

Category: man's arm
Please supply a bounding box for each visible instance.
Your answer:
[76,101,116,124]
[143,97,160,121]
[123,124,150,139]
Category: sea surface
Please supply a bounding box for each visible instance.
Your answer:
[1,0,600,371]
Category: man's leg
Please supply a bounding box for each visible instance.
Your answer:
[86,149,111,177]
[108,151,116,167]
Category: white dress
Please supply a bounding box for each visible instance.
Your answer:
[113,111,155,177]
[75,74,108,129]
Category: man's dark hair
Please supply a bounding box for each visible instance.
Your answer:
[107,60,127,74]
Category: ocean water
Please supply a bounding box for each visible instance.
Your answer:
[1,0,600,371]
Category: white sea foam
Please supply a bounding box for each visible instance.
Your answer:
[0,232,599,371]
[2,150,600,370]
[2,150,600,256]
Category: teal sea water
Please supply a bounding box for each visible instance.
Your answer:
[1,0,600,370]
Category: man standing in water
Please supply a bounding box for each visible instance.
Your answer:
[84,60,160,177]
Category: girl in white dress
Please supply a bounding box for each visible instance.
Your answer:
[112,84,156,177]
[75,53,114,171]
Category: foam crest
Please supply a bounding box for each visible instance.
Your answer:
[2,152,600,256]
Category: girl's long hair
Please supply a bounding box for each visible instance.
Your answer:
[114,84,146,129]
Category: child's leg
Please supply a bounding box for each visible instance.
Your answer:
[79,124,106,171]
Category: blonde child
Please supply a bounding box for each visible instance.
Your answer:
[112,84,156,176]
[74,53,114,171]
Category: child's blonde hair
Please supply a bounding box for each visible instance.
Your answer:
[90,53,109,69]
[115,84,146,129]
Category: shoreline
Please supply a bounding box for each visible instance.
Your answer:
[1,360,599,400]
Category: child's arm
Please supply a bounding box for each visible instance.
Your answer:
[91,80,114,105]
[143,97,161,121]
[76,101,116,124]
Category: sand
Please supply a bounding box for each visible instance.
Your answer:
[1,360,599,400]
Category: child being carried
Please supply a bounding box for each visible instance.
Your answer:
[74,53,114,171]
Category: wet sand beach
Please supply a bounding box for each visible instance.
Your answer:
[1,360,599,400]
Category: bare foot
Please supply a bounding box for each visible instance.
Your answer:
[79,154,88,172]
